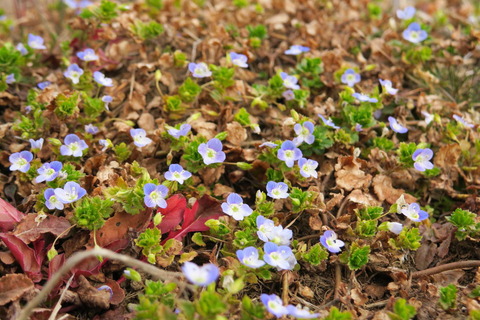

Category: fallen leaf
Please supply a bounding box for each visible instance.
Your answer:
[335,156,372,191]
[0,274,34,306]
[157,195,187,234]
[372,175,417,204]
[0,198,26,232]
[0,234,42,282]
[13,214,71,244]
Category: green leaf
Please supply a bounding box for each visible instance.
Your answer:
[446,208,477,240]
[388,227,422,250]
[54,92,80,118]
[73,196,114,230]
[113,142,132,163]
[131,21,164,40]
[191,232,206,246]
[357,206,383,220]
[246,24,267,39]
[346,242,370,270]
[324,307,352,320]
[439,284,457,310]
[356,220,378,238]
[178,77,202,102]
[196,291,227,317]
[397,142,417,168]
[388,298,417,320]
[302,243,328,266]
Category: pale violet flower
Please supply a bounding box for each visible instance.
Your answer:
[28,34,46,50]
[318,114,340,129]
[85,124,99,134]
[64,63,84,84]
[93,71,113,87]
[236,247,265,268]
[266,181,289,199]
[9,151,33,173]
[77,48,98,61]
[285,45,310,55]
[60,134,88,157]
[352,92,378,103]
[320,230,345,253]
[386,222,403,234]
[143,183,168,208]
[167,123,191,139]
[280,72,300,90]
[16,43,28,55]
[341,68,361,87]
[379,79,398,95]
[264,226,293,246]
[277,140,303,167]
[64,0,93,10]
[130,128,152,148]
[257,216,275,242]
[221,193,253,221]
[102,95,112,111]
[99,139,112,152]
[453,114,474,128]
[263,242,296,270]
[188,62,211,78]
[355,123,363,132]
[402,23,428,43]
[44,188,64,210]
[422,111,434,125]
[401,203,428,222]
[6,74,15,84]
[181,262,219,286]
[282,89,295,101]
[388,116,408,133]
[396,6,416,20]
[198,138,226,165]
[261,294,289,318]
[164,164,192,184]
[229,52,248,68]
[412,148,434,171]
[293,121,315,146]
[298,158,318,178]
[286,305,320,319]
[54,181,86,204]
[35,161,62,183]
[29,138,44,151]
[259,141,277,148]
[37,81,51,90]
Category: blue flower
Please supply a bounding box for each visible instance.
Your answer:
[402,23,428,43]
[260,294,289,318]
[44,188,64,210]
[229,52,248,68]
[259,141,277,148]
[35,161,62,183]
[257,216,275,242]
[421,111,434,125]
[99,139,112,152]
[263,242,296,270]
[396,6,416,20]
[355,123,363,132]
[401,203,428,222]
[143,183,168,208]
[102,95,113,111]
[236,247,265,268]
[266,181,289,199]
[221,193,253,221]
[54,181,87,204]
[164,164,192,184]
[412,148,434,171]
[320,230,345,253]
[318,114,340,129]
[280,72,300,90]
[386,222,403,234]
[188,62,212,78]
[85,124,99,135]
[130,128,152,148]
[453,114,474,128]
[282,89,295,101]
[198,138,226,165]
[293,121,315,146]
[266,226,293,246]
[9,151,33,173]
[298,158,318,178]
[167,123,191,139]
[284,45,310,55]
[379,79,398,95]
[64,64,84,84]
[277,140,302,167]
[16,43,27,55]
[341,68,361,87]
[37,81,51,90]
[6,74,15,84]
[352,92,378,103]
[77,48,98,61]
[64,0,94,10]
[96,285,113,299]
[28,34,46,50]
[181,261,219,286]
[60,134,88,157]
[93,71,113,87]
[29,138,44,151]
[388,116,408,133]
[286,305,320,319]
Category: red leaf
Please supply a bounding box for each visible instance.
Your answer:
[166,195,223,241]
[157,194,187,234]
[0,198,26,232]
[13,214,71,244]
[0,234,42,282]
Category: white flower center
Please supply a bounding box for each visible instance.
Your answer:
[206,148,216,159]
[16,158,27,166]
[150,191,159,200]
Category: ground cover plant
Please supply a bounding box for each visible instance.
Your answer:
[0,0,479,319]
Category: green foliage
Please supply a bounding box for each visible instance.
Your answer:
[173,50,187,67]
[233,0,249,8]
[241,295,265,319]
[439,284,457,310]
[0,43,24,82]
[144,280,177,308]
[446,208,478,240]
[54,92,80,118]
[132,21,164,40]
[345,242,370,270]
[299,126,334,157]
[356,220,378,237]
[302,243,328,266]
[233,229,258,248]
[133,281,177,320]
[246,24,267,39]
[82,95,104,119]
[191,232,206,246]
[343,103,376,128]
[289,187,317,213]
[324,307,352,320]
[211,65,235,89]
[397,142,417,167]
[367,3,382,19]
[73,196,114,230]
[13,107,46,139]
[470,310,480,320]
[423,167,441,177]
[136,228,162,264]
[196,290,227,317]
[357,206,383,220]
[113,142,132,162]
[80,0,119,22]
[182,135,208,172]
[44,163,85,187]
[404,45,432,64]
[178,77,202,102]
[334,128,358,145]
[388,298,417,320]
[388,227,422,250]
[373,136,395,151]
[164,95,183,112]
[104,172,147,215]
[469,286,480,298]
[145,0,163,11]
[205,219,231,237]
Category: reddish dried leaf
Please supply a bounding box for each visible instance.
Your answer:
[13,214,71,244]
[0,234,42,282]
[0,198,26,232]
[0,273,34,305]
[157,194,187,234]
[103,278,125,305]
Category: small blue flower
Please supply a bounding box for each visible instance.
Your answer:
[181,261,219,286]
[37,81,51,90]
[44,188,64,210]
[143,183,168,208]
[102,95,113,111]
[293,121,315,146]
[130,128,152,148]
[388,116,408,133]
[284,45,310,55]
[164,164,192,184]
[29,138,44,151]
[453,114,474,128]
[282,89,295,101]
[379,79,398,95]
[263,242,296,270]
[9,151,33,173]
[266,181,289,199]
[386,222,403,234]
[401,203,428,222]
[28,34,46,50]
[167,123,191,139]
[64,63,84,84]
[355,123,363,132]
[60,134,88,157]
[64,0,94,10]
[352,92,378,103]
[16,43,28,55]
[277,140,302,167]
[93,71,113,87]
[188,62,212,78]
[286,305,320,319]
[320,230,345,253]
[236,247,265,268]
[229,52,248,68]
[257,216,275,242]
[96,285,113,299]
[422,111,434,125]
[198,138,226,165]
[259,141,277,148]
[298,158,318,178]
[341,68,361,87]
[318,114,340,129]
[25,105,32,113]
[85,124,99,135]
[54,181,87,204]
[221,193,253,221]
[412,148,434,171]
[35,161,62,183]
[99,139,112,152]
[280,72,300,90]
[6,74,15,84]
[261,293,289,318]
[402,23,428,43]
[396,6,416,20]
[266,226,293,246]
[77,48,98,61]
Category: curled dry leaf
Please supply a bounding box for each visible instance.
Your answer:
[335,156,372,191]
[0,273,34,306]
[373,175,417,204]
[13,214,71,244]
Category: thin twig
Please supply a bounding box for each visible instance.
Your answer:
[334,264,342,300]
[411,260,480,278]
[17,247,186,320]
